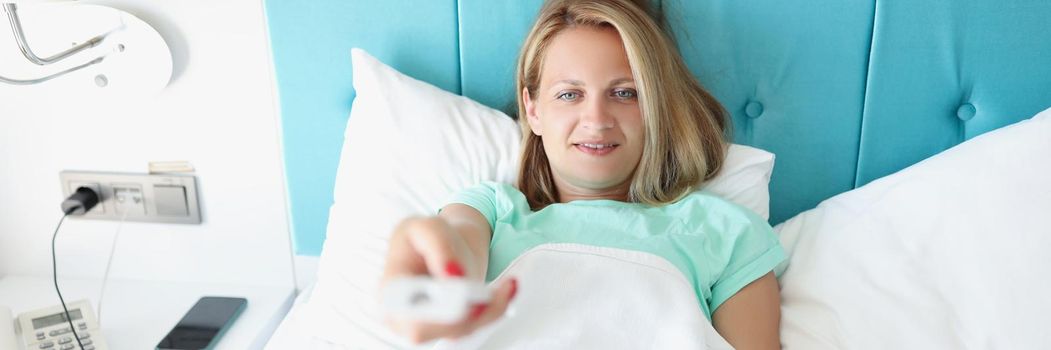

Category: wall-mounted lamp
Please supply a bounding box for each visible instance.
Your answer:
[0,1,172,95]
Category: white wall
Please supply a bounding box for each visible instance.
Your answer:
[0,0,294,288]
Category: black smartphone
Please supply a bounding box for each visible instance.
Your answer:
[156,296,247,350]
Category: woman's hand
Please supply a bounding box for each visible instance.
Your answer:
[381,216,518,344]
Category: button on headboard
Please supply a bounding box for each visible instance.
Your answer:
[857,0,1051,186]
[663,0,875,224]
[265,0,1051,255]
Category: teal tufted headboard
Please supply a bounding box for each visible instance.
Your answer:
[264,0,1051,256]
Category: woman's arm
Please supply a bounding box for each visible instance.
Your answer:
[712,272,781,350]
[437,203,494,279]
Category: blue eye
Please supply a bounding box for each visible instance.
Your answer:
[557,91,580,101]
[613,89,637,100]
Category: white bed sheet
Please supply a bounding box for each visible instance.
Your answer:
[265,284,348,350]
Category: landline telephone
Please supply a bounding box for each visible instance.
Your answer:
[1,300,109,350]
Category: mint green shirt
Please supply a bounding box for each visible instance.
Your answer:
[446,181,785,318]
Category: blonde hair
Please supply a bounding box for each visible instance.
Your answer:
[515,0,729,210]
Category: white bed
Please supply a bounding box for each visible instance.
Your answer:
[260,48,1051,349]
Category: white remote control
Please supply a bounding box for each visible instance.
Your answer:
[382,277,490,323]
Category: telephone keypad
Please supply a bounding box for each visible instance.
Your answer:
[17,300,108,350]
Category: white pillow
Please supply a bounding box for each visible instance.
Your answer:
[299,48,777,347]
[707,143,775,220]
[775,107,1051,349]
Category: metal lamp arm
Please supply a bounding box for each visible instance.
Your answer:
[0,56,103,85]
[0,3,113,85]
[4,3,107,66]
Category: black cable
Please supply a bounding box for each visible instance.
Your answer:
[52,213,87,350]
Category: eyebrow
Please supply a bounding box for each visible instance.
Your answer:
[554,79,585,87]
[552,77,635,87]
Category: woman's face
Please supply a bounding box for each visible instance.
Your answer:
[524,26,645,201]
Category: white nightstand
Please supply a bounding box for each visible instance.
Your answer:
[0,275,295,349]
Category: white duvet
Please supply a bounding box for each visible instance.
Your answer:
[433,243,733,349]
[293,243,734,349]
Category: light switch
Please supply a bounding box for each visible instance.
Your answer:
[154,185,189,216]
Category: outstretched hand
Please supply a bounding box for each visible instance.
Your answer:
[381,217,518,344]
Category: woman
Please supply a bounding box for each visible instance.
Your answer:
[382,0,783,348]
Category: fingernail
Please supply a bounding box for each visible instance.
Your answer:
[468,304,487,320]
[445,261,465,277]
[509,278,518,300]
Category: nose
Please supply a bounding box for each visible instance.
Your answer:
[580,98,614,131]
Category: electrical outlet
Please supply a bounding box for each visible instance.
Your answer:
[59,171,201,224]
[68,181,105,214]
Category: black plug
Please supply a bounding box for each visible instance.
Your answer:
[61,186,100,215]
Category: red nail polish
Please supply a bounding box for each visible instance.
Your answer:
[509,278,518,300]
[469,304,487,320]
[445,261,465,277]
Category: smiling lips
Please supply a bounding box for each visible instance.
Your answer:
[573,142,620,156]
